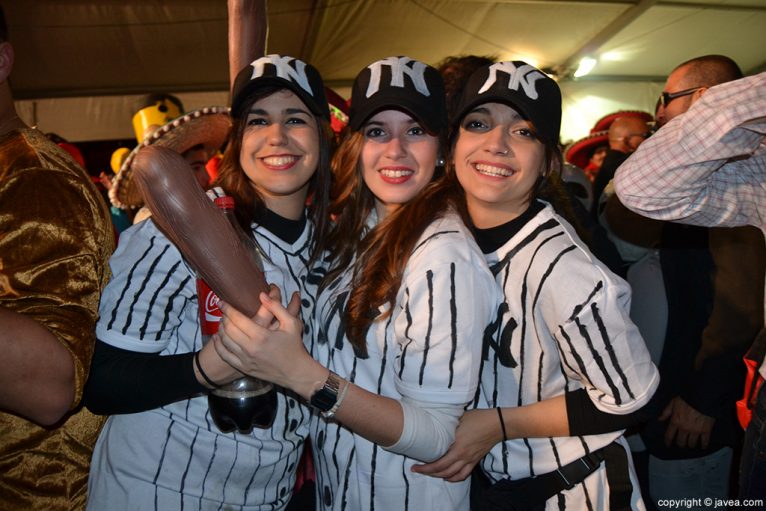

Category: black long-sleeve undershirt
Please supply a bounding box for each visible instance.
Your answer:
[566,387,661,436]
[83,209,308,416]
[84,340,207,415]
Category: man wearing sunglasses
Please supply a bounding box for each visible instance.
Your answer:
[655,55,740,127]
[616,56,766,508]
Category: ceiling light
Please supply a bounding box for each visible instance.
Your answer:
[574,57,597,78]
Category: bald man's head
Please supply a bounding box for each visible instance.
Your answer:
[657,55,742,126]
[608,116,650,154]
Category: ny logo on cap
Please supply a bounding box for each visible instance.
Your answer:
[250,55,313,96]
[478,62,547,100]
[365,57,430,98]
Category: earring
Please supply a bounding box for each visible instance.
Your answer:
[437,158,445,166]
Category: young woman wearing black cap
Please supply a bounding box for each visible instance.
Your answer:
[84,55,333,510]
[412,61,659,510]
[217,56,500,510]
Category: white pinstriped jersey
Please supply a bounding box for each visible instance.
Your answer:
[87,214,315,511]
[305,211,501,511]
[477,203,659,510]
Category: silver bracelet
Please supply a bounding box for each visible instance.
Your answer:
[322,379,350,419]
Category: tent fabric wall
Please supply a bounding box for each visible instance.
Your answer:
[6,0,766,144]
[559,79,663,143]
[15,92,230,142]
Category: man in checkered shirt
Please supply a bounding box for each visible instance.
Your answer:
[615,63,766,503]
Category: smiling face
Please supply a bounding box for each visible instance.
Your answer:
[453,102,546,228]
[360,109,439,219]
[240,89,320,219]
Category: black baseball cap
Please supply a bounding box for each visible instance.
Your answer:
[455,61,561,143]
[349,56,447,134]
[231,54,330,121]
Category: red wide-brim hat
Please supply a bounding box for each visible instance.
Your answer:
[566,110,654,169]
[565,130,608,170]
[591,110,654,133]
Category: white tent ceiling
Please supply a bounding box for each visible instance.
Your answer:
[5,0,766,143]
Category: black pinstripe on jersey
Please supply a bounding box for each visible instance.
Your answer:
[476,203,657,510]
[88,215,317,511]
[307,213,498,511]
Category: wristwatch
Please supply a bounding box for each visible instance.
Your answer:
[310,371,342,412]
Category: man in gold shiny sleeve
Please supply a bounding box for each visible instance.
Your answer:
[0,7,113,510]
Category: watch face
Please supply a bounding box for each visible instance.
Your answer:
[311,372,341,411]
[311,389,336,412]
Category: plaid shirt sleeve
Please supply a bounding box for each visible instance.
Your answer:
[614,71,766,229]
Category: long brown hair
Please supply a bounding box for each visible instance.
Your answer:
[323,127,452,356]
[213,85,334,263]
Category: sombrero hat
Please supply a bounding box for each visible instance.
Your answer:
[110,106,232,209]
[565,110,653,170]
[565,130,608,170]
[591,110,653,133]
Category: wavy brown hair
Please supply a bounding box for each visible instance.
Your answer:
[213,85,334,263]
[322,128,452,356]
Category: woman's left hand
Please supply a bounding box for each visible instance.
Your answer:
[411,408,501,482]
[215,290,319,393]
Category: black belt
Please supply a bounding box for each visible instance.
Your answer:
[473,442,633,511]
